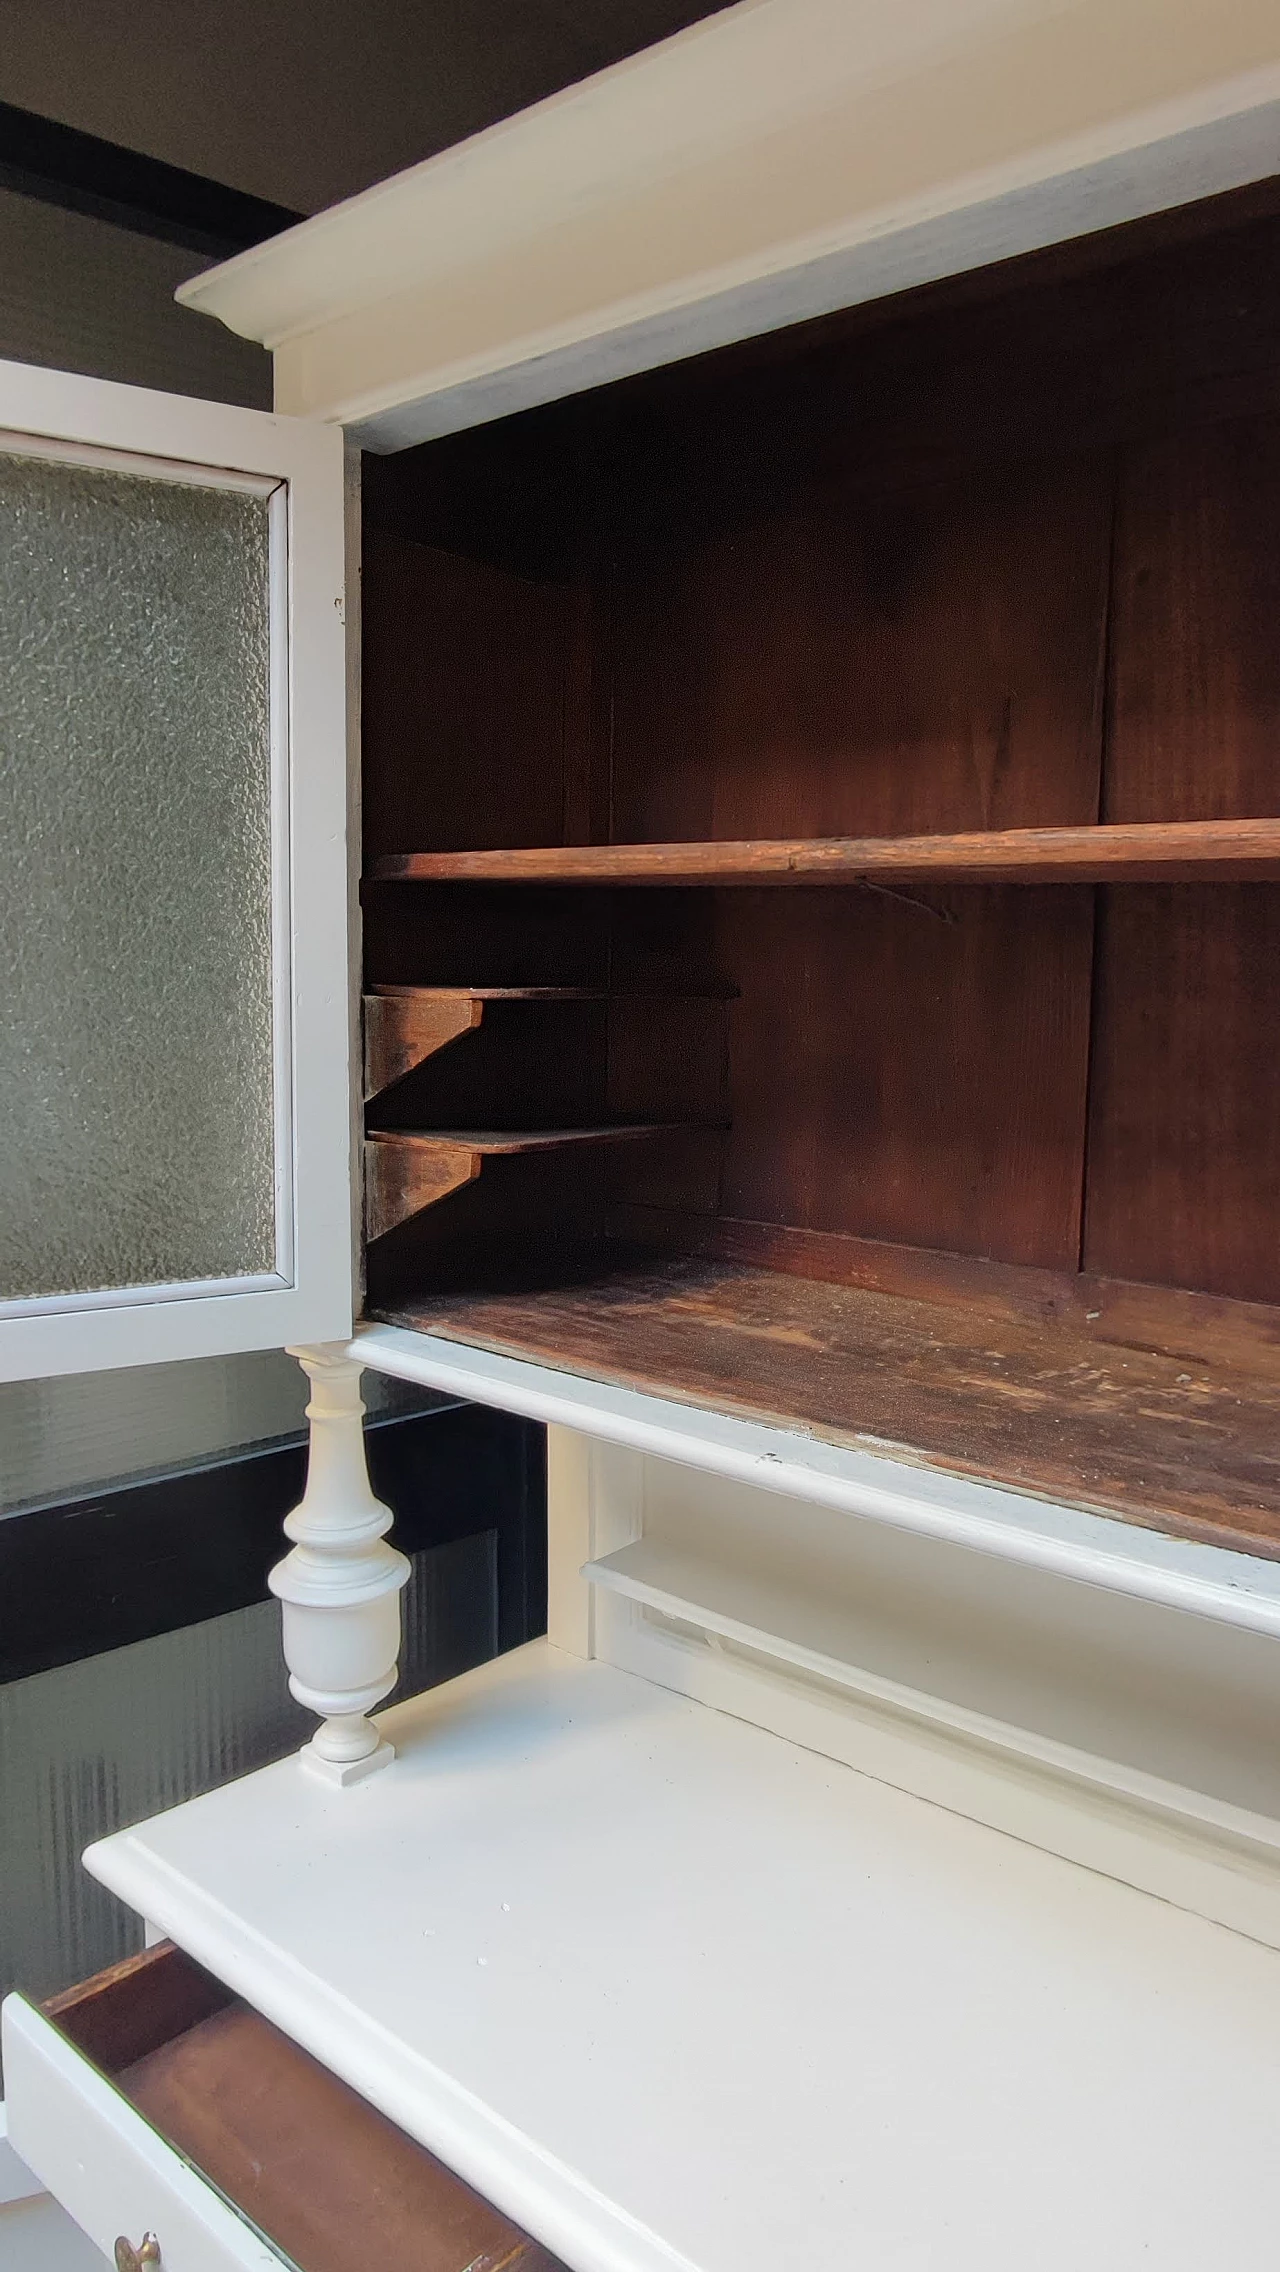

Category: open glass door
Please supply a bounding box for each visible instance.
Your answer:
[0,355,351,1380]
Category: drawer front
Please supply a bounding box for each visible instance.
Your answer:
[2,1994,281,2272]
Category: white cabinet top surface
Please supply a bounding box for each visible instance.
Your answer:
[87,1640,1280,2272]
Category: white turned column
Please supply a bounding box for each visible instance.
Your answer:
[269,1345,410,1787]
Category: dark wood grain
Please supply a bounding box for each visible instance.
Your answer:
[370,817,1280,886]
[1083,887,1280,1305]
[1083,410,1280,1305]
[1102,416,1280,826]
[47,1946,565,2272]
[365,1125,700,1241]
[378,1255,1280,1557]
[45,1944,231,2073]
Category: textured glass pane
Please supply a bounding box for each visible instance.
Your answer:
[0,448,276,1299]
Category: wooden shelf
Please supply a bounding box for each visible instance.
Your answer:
[364,1127,693,1241]
[364,986,606,1101]
[369,818,1280,888]
[364,985,738,1100]
[373,1252,1280,1556]
[579,1532,1280,1822]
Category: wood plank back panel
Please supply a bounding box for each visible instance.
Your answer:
[603,454,1111,1269]
[1083,886,1280,1304]
[1084,411,1280,1304]
[361,529,571,860]
[610,457,1112,845]
[1102,417,1280,826]
[715,886,1094,1268]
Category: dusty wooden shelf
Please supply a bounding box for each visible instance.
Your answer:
[363,984,736,1099]
[368,818,1280,888]
[364,1127,695,1241]
[372,1252,1280,1556]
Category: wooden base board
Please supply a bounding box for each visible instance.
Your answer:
[374,1250,1280,1557]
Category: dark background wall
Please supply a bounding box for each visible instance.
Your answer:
[0,0,725,215]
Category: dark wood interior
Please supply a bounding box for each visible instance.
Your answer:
[45,1945,565,2272]
[359,180,1280,1556]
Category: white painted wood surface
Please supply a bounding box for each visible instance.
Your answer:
[0,2108,45,2208]
[549,1433,1280,1944]
[270,1345,408,1782]
[83,1641,1280,2272]
[0,357,352,1382]
[1,1999,278,2272]
[176,0,1280,448]
[354,1322,1280,1640]
[585,1531,1280,1840]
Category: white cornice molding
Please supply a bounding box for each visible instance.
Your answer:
[177,0,1280,446]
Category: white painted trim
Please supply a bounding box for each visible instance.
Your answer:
[76,1645,1280,2271]
[0,1269,287,1322]
[544,1424,595,1660]
[354,1321,1280,1638]
[266,475,295,1290]
[601,1605,1280,1949]
[0,427,280,493]
[175,0,1280,447]
[0,356,352,1381]
[0,2108,45,2208]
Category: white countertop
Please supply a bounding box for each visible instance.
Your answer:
[88,1640,1280,2272]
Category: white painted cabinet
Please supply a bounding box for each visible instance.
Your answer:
[8,3,1280,2267]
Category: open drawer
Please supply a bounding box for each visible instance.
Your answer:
[3,1944,564,2272]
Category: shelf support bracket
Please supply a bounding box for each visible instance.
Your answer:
[270,1345,410,1786]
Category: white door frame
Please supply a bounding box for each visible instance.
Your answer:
[0,356,352,1380]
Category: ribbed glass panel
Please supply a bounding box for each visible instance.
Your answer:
[0,446,276,1300]
[0,1534,498,2040]
[0,1357,451,1519]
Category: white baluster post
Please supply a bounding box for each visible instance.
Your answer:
[270,1345,410,1786]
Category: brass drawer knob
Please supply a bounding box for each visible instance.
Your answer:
[114,2236,161,2272]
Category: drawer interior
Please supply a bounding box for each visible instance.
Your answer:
[44,1945,564,2272]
